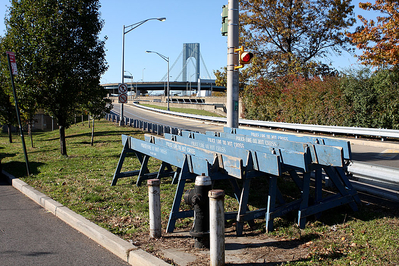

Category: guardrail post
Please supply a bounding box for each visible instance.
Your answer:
[158,124,163,135]
[209,189,225,266]
[147,179,162,238]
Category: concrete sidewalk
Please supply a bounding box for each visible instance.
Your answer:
[1,170,170,266]
[0,170,311,266]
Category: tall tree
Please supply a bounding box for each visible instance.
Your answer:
[240,0,356,78]
[1,33,39,147]
[0,89,17,144]
[347,0,399,67]
[0,37,17,143]
[5,0,108,155]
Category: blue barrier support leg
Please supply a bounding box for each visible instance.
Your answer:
[335,167,362,205]
[266,175,278,233]
[166,158,194,233]
[111,141,129,186]
[136,155,150,186]
[314,168,323,219]
[236,178,252,236]
[324,166,359,212]
[298,172,311,229]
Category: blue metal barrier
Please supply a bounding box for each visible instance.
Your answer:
[111,126,360,235]
[105,110,183,137]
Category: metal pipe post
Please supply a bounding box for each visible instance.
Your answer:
[226,0,239,128]
[147,179,161,238]
[120,25,125,126]
[6,52,30,176]
[209,189,225,266]
[167,59,170,111]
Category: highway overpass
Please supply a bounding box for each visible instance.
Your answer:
[102,80,226,97]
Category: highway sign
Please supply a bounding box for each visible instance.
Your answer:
[118,83,128,94]
[119,93,127,103]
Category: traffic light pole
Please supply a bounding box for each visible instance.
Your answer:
[226,0,239,128]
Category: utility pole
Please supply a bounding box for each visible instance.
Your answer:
[226,0,239,128]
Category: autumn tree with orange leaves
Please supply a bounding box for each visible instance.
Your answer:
[347,0,399,67]
[240,0,356,79]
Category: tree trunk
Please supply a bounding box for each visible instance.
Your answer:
[28,122,34,148]
[91,118,95,146]
[7,124,12,143]
[59,125,67,156]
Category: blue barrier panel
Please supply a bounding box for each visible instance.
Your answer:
[213,131,344,167]
[162,133,282,176]
[176,131,310,172]
[224,127,352,160]
[145,134,278,178]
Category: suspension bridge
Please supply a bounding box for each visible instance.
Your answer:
[103,43,225,96]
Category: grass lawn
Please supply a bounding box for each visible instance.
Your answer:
[1,119,398,265]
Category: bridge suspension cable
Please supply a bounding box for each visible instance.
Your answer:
[160,43,214,82]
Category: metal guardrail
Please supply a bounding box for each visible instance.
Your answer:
[133,103,399,140]
[105,111,185,136]
[348,162,399,202]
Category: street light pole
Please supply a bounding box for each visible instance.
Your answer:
[120,17,166,125]
[146,51,170,111]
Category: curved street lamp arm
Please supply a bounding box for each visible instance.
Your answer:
[124,17,166,34]
[146,50,169,62]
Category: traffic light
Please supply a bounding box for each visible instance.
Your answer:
[221,5,228,36]
[234,46,254,69]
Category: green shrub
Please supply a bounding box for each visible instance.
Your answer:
[242,68,399,129]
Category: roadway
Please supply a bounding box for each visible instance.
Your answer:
[114,103,399,171]
[0,174,130,266]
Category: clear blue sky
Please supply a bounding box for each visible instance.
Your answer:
[0,0,377,84]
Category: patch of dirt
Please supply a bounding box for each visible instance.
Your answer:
[127,191,399,265]
[130,224,310,265]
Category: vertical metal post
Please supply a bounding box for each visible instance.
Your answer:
[226,0,239,128]
[6,53,30,176]
[147,179,162,238]
[209,189,225,266]
[167,59,170,111]
[120,25,125,126]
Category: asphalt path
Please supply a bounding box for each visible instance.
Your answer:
[114,103,399,170]
[0,174,130,266]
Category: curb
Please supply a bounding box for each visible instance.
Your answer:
[1,170,170,266]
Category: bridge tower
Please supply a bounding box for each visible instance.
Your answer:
[182,43,200,82]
